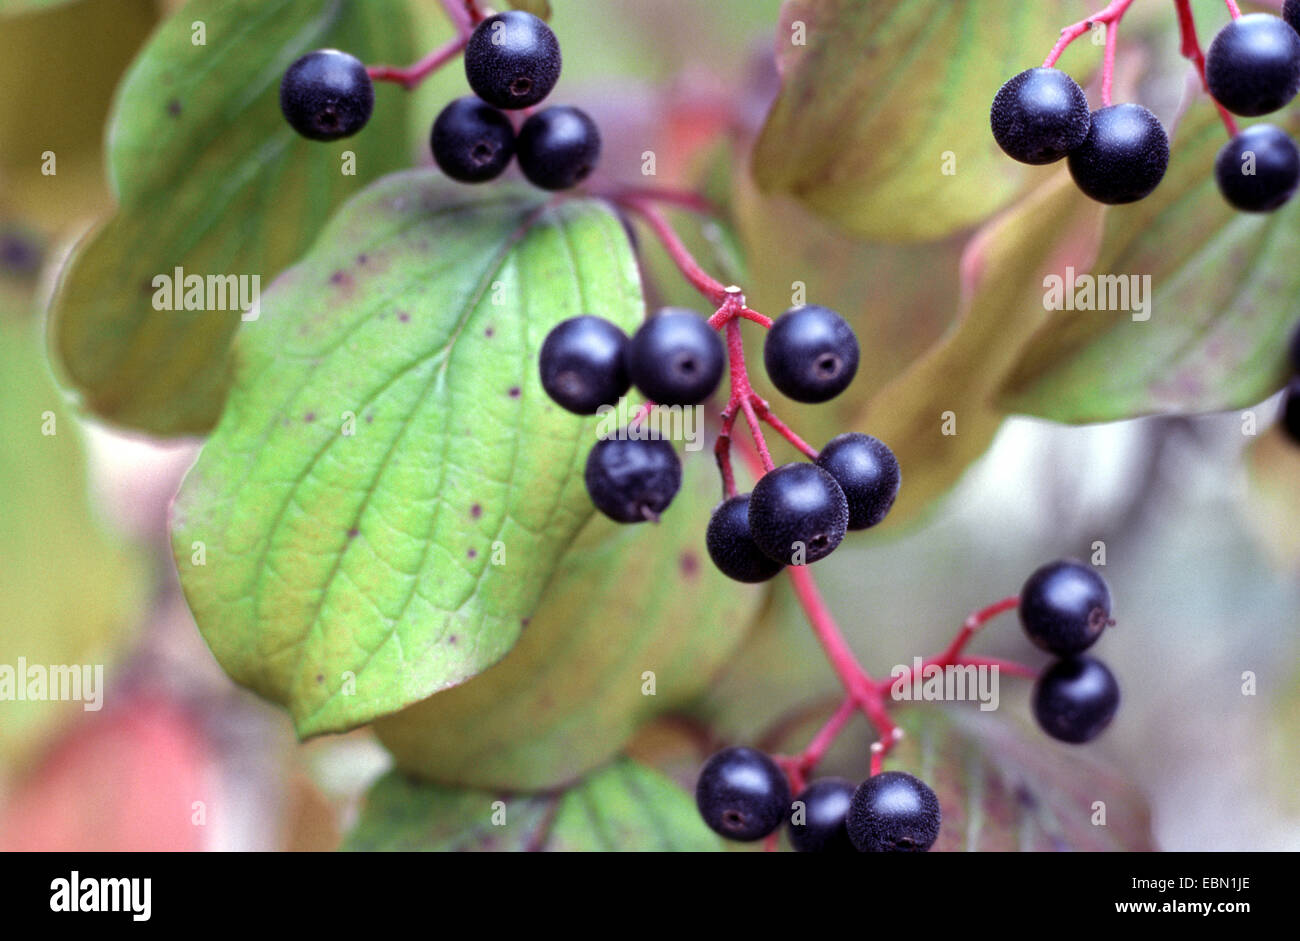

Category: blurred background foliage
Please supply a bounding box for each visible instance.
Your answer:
[0,0,1297,850]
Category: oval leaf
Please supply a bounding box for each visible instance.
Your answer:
[752,0,1083,241]
[374,455,766,790]
[171,173,644,738]
[49,0,418,434]
[341,759,722,851]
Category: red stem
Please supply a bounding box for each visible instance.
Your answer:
[1043,0,1137,68]
[1224,0,1241,17]
[614,196,729,306]
[1174,0,1241,136]
[1101,6,1120,106]
[368,34,468,88]
[931,596,1020,668]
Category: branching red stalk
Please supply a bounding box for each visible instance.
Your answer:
[1174,0,1241,136]
[615,188,1039,788]
[367,34,469,88]
[1043,0,1138,69]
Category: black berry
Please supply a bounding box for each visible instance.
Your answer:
[464,10,562,110]
[279,49,374,141]
[1033,656,1120,745]
[626,309,725,406]
[1281,378,1300,446]
[1206,13,1300,117]
[1019,559,1112,656]
[705,494,785,584]
[763,305,859,404]
[788,778,856,853]
[695,747,790,842]
[584,435,681,524]
[1067,104,1169,204]
[814,433,901,531]
[1286,0,1300,37]
[538,315,630,414]
[515,106,601,191]
[990,67,1091,165]
[1214,123,1300,213]
[846,771,941,853]
[430,97,515,183]
[747,463,849,565]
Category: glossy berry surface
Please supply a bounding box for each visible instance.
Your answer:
[788,778,856,853]
[515,106,601,190]
[584,436,681,524]
[814,433,901,531]
[538,315,630,414]
[1067,104,1169,204]
[1033,656,1120,744]
[1205,14,1300,117]
[464,10,562,110]
[763,305,859,404]
[1282,378,1300,446]
[430,97,516,183]
[990,67,1091,165]
[846,771,941,853]
[706,495,785,584]
[747,463,849,565]
[279,49,374,141]
[626,309,725,406]
[695,747,790,842]
[1019,559,1112,656]
[1214,124,1300,213]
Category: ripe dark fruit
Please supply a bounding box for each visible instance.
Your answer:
[747,463,849,565]
[280,49,374,141]
[1281,378,1300,446]
[788,778,856,853]
[464,10,562,110]
[1067,104,1170,204]
[706,495,785,584]
[846,771,941,853]
[814,433,901,531]
[1205,14,1300,117]
[1019,559,1112,656]
[695,747,790,842]
[1214,124,1300,213]
[1033,656,1120,745]
[626,309,725,406]
[1286,0,1300,37]
[430,97,515,183]
[515,106,601,190]
[990,67,1091,165]
[763,305,860,404]
[538,315,630,415]
[584,436,681,524]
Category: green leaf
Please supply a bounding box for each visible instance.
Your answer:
[0,309,149,767]
[171,173,644,738]
[49,0,418,435]
[854,171,1106,527]
[752,0,1086,241]
[997,107,1300,421]
[374,454,766,790]
[341,759,723,851]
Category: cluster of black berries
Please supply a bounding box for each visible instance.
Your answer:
[1278,321,1300,446]
[709,307,901,584]
[991,66,1169,205]
[1020,559,1120,745]
[538,308,724,522]
[992,11,1300,213]
[279,11,600,191]
[695,747,941,853]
